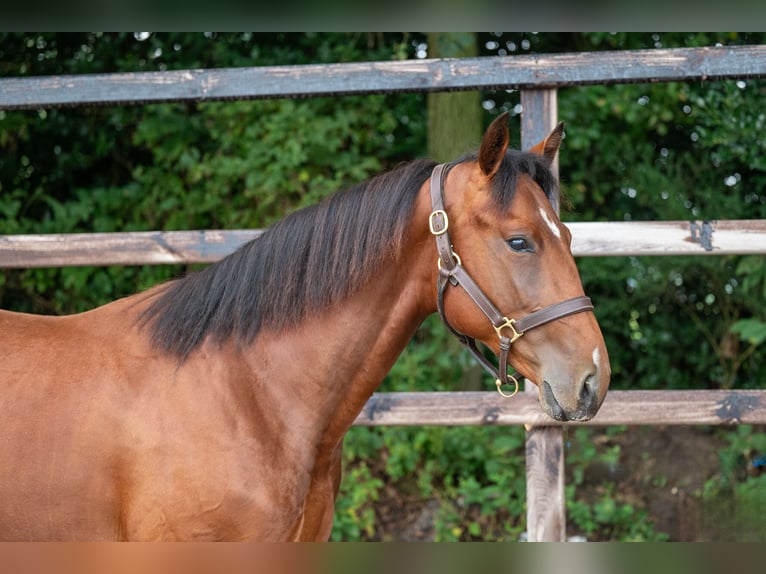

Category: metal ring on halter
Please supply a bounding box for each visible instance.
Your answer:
[436,250,462,270]
[495,374,519,398]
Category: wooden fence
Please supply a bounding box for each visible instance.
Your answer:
[2,44,766,541]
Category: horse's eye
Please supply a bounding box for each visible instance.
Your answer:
[507,237,532,252]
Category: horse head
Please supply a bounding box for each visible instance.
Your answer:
[432,112,610,421]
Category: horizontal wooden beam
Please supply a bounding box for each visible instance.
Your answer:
[1,220,764,269]
[0,230,262,268]
[2,45,765,110]
[353,390,766,427]
[569,219,766,257]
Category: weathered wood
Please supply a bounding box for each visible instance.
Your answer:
[0,230,261,268]
[2,219,764,269]
[569,220,766,256]
[525,426,566,542]
[520,89,566,543]
[521,89,560,207]
[520,90,559,150]
[2,45,765,110]
[352,390,766,427]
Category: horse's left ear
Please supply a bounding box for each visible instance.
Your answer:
[478,112,510,178]
[527,122,564,167]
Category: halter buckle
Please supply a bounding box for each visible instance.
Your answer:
[494,317,523,344]
[429,210,449,236]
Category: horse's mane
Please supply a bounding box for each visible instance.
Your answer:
[139,150,558,361]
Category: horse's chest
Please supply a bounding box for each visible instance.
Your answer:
[120,443,316,540]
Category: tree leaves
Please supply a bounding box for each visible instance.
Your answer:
[731,319,766,346]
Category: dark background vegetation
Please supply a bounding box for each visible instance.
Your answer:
[1,32,765,540]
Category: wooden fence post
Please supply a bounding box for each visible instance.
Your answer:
[520,89,567,542]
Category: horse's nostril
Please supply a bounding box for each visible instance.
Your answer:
[580,374,593,400]
[542,380,568,421]
[579,372,599,403]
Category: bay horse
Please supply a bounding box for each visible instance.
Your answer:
[0,112,609,541]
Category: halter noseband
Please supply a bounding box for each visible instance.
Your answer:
[429,163,595,398]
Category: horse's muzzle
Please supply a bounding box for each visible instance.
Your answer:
[541,373,604,422]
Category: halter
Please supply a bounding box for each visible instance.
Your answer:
[429,163,595,398]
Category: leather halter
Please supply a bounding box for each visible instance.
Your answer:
[429,163,595,397]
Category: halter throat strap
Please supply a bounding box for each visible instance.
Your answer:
[428,163,594,396]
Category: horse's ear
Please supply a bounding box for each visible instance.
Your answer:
[478,111,510,177]
[527,122,564,167]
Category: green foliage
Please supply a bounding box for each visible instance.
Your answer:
[567,484,667,542]
[0,33,425,313]
[331,458,384,541]
[332,424,530,541]
[556,63,766,390]
[564,427,668,541]
[699,426,766,541]
[731,318,766,346]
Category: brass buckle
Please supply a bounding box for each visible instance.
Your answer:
[429,210,449,236]
[495,374,519,398]
[494,317,523,344]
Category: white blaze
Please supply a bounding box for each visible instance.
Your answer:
[592,347,600,367]
[539,207,562,239]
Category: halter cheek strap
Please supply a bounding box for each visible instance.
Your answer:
[429,163,595,397]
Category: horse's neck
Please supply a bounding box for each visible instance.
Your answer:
[241,241,434,453]
[228,181,434,448]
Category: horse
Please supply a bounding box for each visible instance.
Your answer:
[0,112,610,540]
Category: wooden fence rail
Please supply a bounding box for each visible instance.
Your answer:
[2,45,766,110]
[353,390,766,427]
[1,43,765,542]
[2,219,766,268]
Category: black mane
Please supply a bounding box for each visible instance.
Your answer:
[490,149,559,210]
[140,150,557,360]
